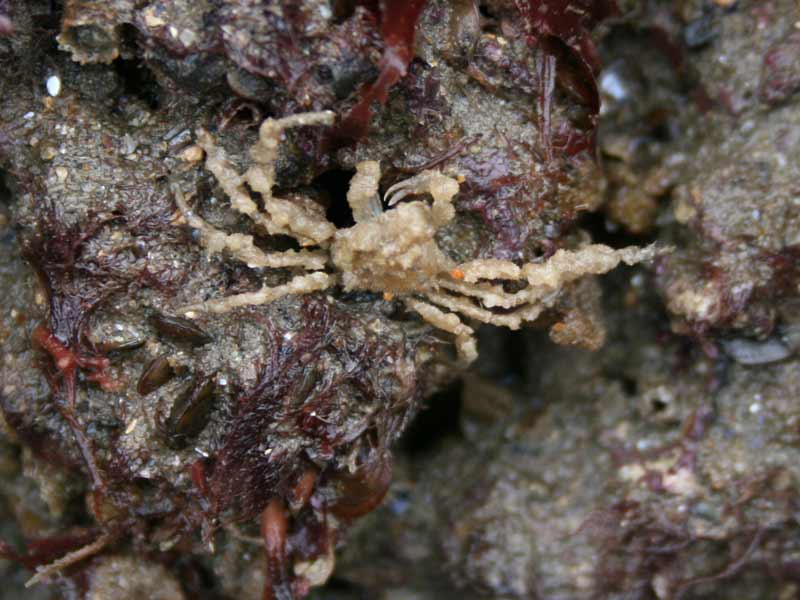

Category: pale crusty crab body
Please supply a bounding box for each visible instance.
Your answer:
[331,165,458,295]
[173,111,659,365]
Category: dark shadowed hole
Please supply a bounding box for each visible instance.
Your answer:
[577,210,657,248]
[651,396,668,413]
[621,375,638,396]
[0,169,11,205]
[259,233,302,252]
[475,326,528,384]
[317,168,356,229]
[478,2,497,20]
[649,118,675,143]
[477,2,501,33]
[29,1,62,32]
[172,555,219,597]
[0,169,15,245]
[332,0,360,22]
[319,577,364,593]
[114,54,161,111]
[399,381,462,456]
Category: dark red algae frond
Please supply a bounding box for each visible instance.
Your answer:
[0,529,98,572]
[202,296,420,599]
[206,299,336,522]
[206,295,412,522]
[21,204,123,407]
[517,0,618,156]
[517,0,617,71]
[335,0,428,144]
[16,203,136,501]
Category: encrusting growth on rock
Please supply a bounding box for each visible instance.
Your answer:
[174,112,661,364]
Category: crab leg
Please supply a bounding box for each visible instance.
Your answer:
[173,186,327,270]
[250,112,337,176]
[438,245,662,310]
[346,161,383,224]
[456,258,523,282]
[196,129,277,235]
[246,112,337,246]
[196,112,337,247]
[437,278,543,310]
[406,298,477,365]
[179,272,332,315]
[423,290,544,330]
[521,244,660,290]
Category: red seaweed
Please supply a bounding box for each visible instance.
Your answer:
[335,0,429,144]
[32,324,118,405]
[206,300,335,521]
[14,202,175,504]
[0,529,98,572]
[207,297,415,523]
[517,0,617,79]
[516,0,618,155]
[199,297,420,599]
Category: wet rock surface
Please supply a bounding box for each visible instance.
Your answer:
[1,1,799,599]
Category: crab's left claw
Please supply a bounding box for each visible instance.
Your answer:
[384,177,416,207]
[384,170,460,225]
[384,170,459,206]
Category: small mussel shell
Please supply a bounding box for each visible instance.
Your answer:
[137,355,175,396]
[96,338,146,355]
[166,375,216,449]
[150,313,212,346]
[89,321,146,355]
[329,456,394,519]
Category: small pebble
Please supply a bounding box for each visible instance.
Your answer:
[39,144,57,161]
[722,336,792,365]
[180,145,204,162]
[46,75,61,97]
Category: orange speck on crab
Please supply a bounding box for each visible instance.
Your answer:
[383,292,394,301]
[552,322,567,333]
[450,268,465,280]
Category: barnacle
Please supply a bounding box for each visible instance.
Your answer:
[58,0,129,64]
[174,112,660,365]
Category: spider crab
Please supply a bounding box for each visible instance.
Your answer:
[173,110,658,365]
[168,111,659,599]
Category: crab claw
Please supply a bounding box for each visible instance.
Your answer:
[384,170,460,225]
[384,179,415,207]
[383,170,455,205]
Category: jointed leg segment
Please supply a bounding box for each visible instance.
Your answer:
[179,272,332,315]
[173,186,327,270]
[406,297,477,365]
[196,111,337,247]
